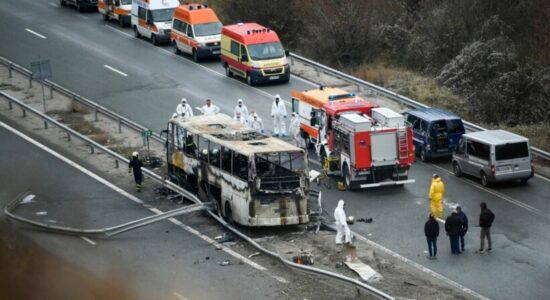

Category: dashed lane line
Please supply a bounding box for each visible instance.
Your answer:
[80,236,96,245]
[25,28,47,39]
[76,15,89,20]
[48,2,59,8]
[104,65,128,77]
[173,292,188,300]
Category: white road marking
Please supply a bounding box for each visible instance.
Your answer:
[25,28,47,39]
[292,73,319,87]
[149,207,163,214]
[430,164,550,222]
[76,15,89,20]
[173,292,188,300]
[436,218,445,224]
[104,65,128,77]
[535,173,550,183]
[80,236,96,245]
[0,121,268,273]
[353,233,489,300]
[48,2,59,7]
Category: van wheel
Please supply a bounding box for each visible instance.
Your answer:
[520,178,529,185]
[133,26,141,38]
[76,1,82,12]
[224,202,234,226]
[192,49,199,62]
[246,73,254,85]
[60,0,66,6]
[343,164,352,190]
[480,172,490,187]
[225,64,233,77]
[102,13,109,21]
[453,162,462,177]
[119,17,125,27]
[173,42,181,54]
[420,148,429,162]
[151,34,158,45]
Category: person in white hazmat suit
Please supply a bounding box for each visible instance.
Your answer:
[249,112,264,133]
[200,98,220,116]
[334,200,352,244]
[234,111,247,125]
[271,94,287,137]
[234,99,249,121]
[288,112,302,147]
[176,98,193,117]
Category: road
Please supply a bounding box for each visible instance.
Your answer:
[2,1,550,299]
[0,121,289,300]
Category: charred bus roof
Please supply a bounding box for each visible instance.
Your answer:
[170,114,303,156]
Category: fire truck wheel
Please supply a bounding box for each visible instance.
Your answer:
[133,26,141,38]
[420,148,429,162]
[343,164,352,190]
[453,162,462,177]
[480,172,490,187]
[224,202,234,225]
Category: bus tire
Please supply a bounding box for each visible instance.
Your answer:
[224,202,234,225]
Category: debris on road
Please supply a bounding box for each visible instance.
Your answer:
[219,260,232,266]
[248,252,261,258]
[35,211,47,216]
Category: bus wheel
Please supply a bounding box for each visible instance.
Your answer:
[133,26,140,38]
[224,202,234,226]
[225,64,233,77]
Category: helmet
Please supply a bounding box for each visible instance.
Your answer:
[181,98,187,103]
[132,151,139,157]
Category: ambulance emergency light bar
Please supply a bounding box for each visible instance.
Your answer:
[246,29,271,35]
[328,93,355,101]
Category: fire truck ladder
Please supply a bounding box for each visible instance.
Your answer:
[397,129,408,160]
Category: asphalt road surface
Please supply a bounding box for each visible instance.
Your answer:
[0,122,290,300]
[2,1,550,299]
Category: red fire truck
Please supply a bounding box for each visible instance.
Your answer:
[292,87,415,189]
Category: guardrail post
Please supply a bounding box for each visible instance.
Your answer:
[94,107,98,122]
[49,84,54,99]
[21,108,26,118]
[8,63,13,78]
[90,145,95,154]
[28,76,32,88]
[118,119,122,133]
[8,101,12,110]
[44,121,48,129]
[67,132,71,142]
[115,160,119,168]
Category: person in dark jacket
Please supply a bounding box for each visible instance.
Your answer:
[477,202,495,253]
[424,214,440,259]
[128,152,143,192]
[445,210,463,254]
[456,206,468,251]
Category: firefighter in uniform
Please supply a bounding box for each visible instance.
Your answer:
[128,152,144,192]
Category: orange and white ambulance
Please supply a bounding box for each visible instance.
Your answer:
[131,0,179,45]
[99,0,132,27]
[221,23,290,85]
[171,4,222,61]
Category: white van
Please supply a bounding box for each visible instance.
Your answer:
[452,130,534,186]
[131,0,179,45]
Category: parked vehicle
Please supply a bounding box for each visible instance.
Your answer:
[98,0,131,27]
[292,87,415,189]
[404,108,465,162]
[452,130,534,186]
[164,114,310,226]
[221,23,290,85]
[60,0,98,12]
[131,0,179,45]
[171,3,222,61]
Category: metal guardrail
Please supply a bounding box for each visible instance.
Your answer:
[0,92,392,299]
[289,53,550,161]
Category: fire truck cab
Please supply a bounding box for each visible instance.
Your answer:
[292,87,415,189]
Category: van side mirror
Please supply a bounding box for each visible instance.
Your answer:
[285,49,290,57]
[241,54,248,62]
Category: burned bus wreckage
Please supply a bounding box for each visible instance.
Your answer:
[165,114,310,226]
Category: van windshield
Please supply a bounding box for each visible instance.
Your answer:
[151,8,174,22]
[121,0,131,4]
[194,22,222,37]
[495,142,529,161]
[248,42,285,60]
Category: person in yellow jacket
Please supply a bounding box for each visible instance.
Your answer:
[429,174,445,219]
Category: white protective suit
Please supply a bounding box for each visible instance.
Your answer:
[234,100,249,121]
[176,99,194,117]
[334,200,351,244]
[234,113,248,125]
[249,114,264,133]
[271,96,287,136]
[201,103,220,116]
[288,114,302,147]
